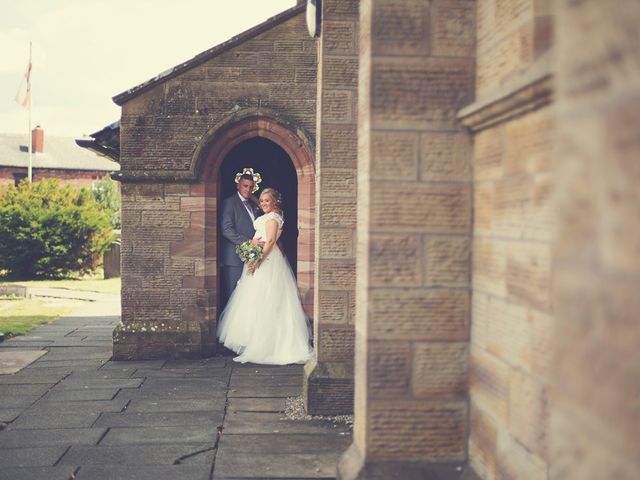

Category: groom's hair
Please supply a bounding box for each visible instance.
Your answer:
[239,173,254,182]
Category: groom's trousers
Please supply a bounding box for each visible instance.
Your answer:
[222,265,243,310]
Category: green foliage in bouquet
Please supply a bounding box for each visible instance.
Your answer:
[0,179,113,279]
[236,240,263,275]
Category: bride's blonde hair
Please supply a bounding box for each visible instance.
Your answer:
[260,188,283,213]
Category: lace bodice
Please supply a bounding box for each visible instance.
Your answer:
[253,212,284,241]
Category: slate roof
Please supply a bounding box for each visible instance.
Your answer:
[112,2,306,105]
[0,133,120,172]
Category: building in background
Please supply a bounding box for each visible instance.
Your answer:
[0,126,119,188]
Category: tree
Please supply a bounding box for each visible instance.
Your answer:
[92,175,121,229]
[0,179,113,279]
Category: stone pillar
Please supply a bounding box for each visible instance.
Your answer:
[304,0,359,415]
[339,1,476,478]
[551,1,640,478]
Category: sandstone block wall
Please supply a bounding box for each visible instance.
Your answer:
[340,1,475,476]
[463,1,555,478]
[304,0,359,416]
[552,1,640,478]
[115,8,317,359]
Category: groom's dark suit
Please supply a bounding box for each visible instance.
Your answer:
[221,192,260,307]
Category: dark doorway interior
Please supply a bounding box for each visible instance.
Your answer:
[219,137,298,275]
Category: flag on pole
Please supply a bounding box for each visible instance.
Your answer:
[15,53,32,109]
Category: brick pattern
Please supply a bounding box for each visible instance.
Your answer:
[476,0,553,95]
[469,104,553,478]
[348,0,475,466]
[551,1,640,478]
[304,0,359,416]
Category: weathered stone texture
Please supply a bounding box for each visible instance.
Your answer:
[368,341,410,397]
[421,131,471,181]
[412,342,468,398]
[371,58,475,127]
[369,289,469,341]
[368,400,467,461]
[424,236,471,287]
[371,132,418,181]
[370,184,471,233]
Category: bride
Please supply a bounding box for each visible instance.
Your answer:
[217,187,313,365]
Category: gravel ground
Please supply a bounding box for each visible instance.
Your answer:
[283,395,353,428]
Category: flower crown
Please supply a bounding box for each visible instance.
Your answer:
[234,167,262,193]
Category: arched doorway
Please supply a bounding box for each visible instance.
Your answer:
[197,113,315,331]
[219,137,298,274]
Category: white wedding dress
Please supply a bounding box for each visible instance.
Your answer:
[217,211,313,365]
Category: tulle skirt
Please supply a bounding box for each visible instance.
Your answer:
[217,246,313,365]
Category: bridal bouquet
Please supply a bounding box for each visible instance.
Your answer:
[236,240,263,275]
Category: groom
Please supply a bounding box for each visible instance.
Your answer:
[221,173,261,308]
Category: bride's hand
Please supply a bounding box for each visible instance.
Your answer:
[248,261,260,272]
[250,237,264,246]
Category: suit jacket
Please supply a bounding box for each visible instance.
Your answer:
[221,193,261,267]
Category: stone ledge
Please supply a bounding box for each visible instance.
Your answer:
[112,322,215,360]
[458,57,553,132]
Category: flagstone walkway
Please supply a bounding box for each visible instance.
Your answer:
[0,293,351,480]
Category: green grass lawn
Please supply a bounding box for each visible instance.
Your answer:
[0,297,82,336]
[9,277,121,295]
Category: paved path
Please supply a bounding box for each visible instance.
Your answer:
[0,293,351,479]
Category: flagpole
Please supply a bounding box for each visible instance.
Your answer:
[27,41,32,183]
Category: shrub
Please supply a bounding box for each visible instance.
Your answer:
[92,175,121,229]
[0,179,113,279]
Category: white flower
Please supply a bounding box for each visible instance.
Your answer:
[141,327,147,332]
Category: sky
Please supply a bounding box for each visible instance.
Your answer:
[0,0,297,138]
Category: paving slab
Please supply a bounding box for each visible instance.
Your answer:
[50,377,143,390]
[36,347,112,361]
[227,397,287,412]
[7,411,101,429]
[0,428,107,447]
[0,371,69,384]
[214,451,340,479]
[232,364,304,376]
[58,444,215,465]
[26,399,128,415]
[127,397,226,413]
[228,385,302,398]
[0,466,79,480]
[0,394,41,409]
[218,433,352,454]
[100,425,217,445]
[0,384,53,396]
[74,465,211,480]
[116,386,228,401]
[42,387,120,402]
[135,367,232,379]
[94,411,224,428]
[0,409,22,422]
[102,360,167,370]
[223,411,351,435]
[24,359,108,369]
[0,350,47,374]
[230,374,302,387]
[0,446,68,467]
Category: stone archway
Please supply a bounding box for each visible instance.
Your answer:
[198,112,316,325]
